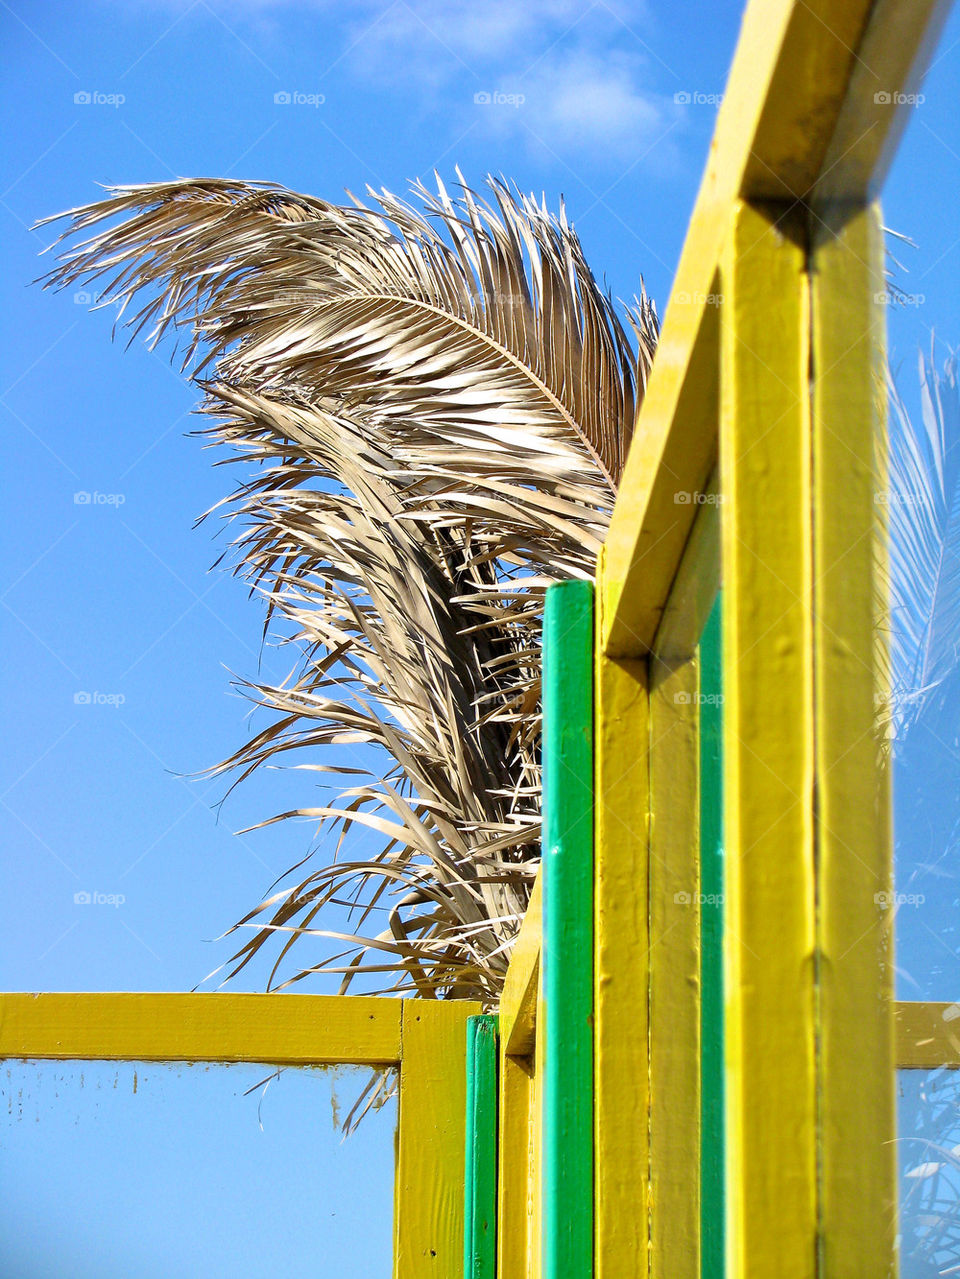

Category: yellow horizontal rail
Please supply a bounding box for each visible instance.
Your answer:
[0,992,402,1065]
[895,1001,960,1069]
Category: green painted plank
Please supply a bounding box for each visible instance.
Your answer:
[464,1014,498,1279]
[542,579,595,1279]
[699,594,725,1278]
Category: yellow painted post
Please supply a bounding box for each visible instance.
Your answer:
[594,559,650,1279]
[395,999,480,1279]
[720,200,817,1277]
[648,496,720,1279]
[499,875,542,1279]
[497,1052,533,1279]
[648,644,700,1279]
[810,202,896,1275]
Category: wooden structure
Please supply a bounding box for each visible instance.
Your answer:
[2,0,956,1274]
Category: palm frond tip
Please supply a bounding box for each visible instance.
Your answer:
[40,172,659,1004]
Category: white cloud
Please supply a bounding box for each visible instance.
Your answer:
[338,1,673,159]
[492,49,675,159]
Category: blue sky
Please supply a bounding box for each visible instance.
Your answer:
[1,2,959,1272]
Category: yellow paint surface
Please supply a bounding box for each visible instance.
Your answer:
[595,568,650,1279]
[812,203,896,1276]
[395,1000,479,1279]
[720,201,817,1277]
[0,992,402,1064]
[500,873,542,1057]
[896,1003,960,1069]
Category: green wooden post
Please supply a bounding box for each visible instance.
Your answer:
[699,595,725,1278]
[464,1014,498,1279]
[542,579,595,1279]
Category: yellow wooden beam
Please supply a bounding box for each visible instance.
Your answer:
[601,0,949,658]
[500,873,542,1058]
[648,500,720,1279]
[896,1002,960,1069]
[498,876,542,1277]
[0,992,402,1065]
[395,998,479,1279]
[813,0,954,204]
[497,1050,535,1279]
[594,567,651,1279]
[720,201,817,1277]
[811,202,896,1275]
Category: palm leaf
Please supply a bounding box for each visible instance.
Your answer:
[39,174,657,1003]
[885,342,960,740]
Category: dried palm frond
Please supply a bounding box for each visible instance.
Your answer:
[39,173,657,1004]
[885,342,960,741]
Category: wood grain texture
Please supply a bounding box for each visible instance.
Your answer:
[0,992,402,1064]
[811,203,896,1276]
[720,201,817,1277]
[595,556,650,1279]
[698,597,725,1279]
[500,874,542,1058]
[542,580,595,1279]
[396,1000,480,1279]
[465,1015,499,1279]
[649,607,702,1279]
[497,1050,534,1279]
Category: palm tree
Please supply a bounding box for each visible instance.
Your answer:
[40,173,658,1005]
[885,344,960,1276]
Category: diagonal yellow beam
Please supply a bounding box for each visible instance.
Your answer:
[601,0,952,658]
